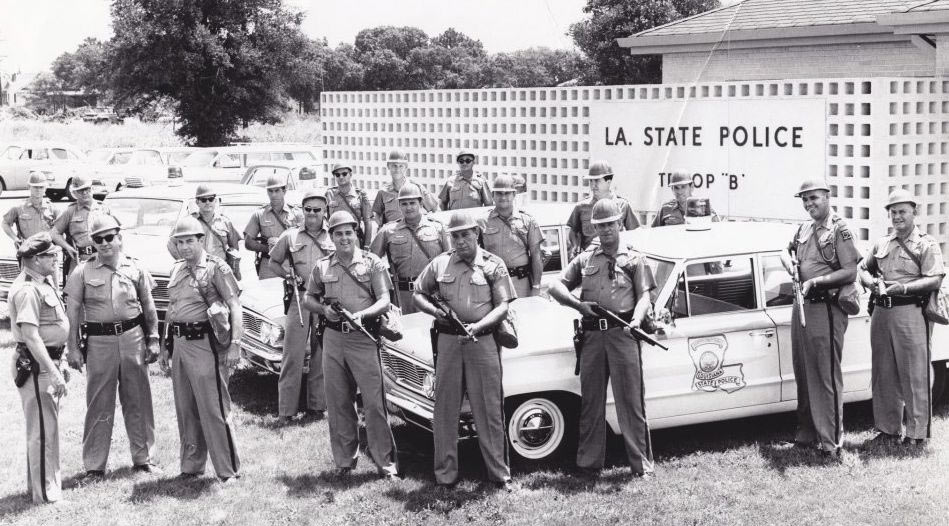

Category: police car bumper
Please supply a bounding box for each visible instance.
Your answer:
[240,338,283,375]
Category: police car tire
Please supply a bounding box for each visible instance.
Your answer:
[932,361,948,406]
[505,393,579,464]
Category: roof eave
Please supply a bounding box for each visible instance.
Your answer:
[877,11,949,33]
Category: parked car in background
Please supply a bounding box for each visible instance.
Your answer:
[0,141,87,192]
[240,161,321,191]
[177,144,321,185]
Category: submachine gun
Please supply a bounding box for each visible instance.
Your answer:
[321,299,380,347]
[789,251,807,327]
[590,305,668,351]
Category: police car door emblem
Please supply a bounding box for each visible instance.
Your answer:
[688,335,746,394]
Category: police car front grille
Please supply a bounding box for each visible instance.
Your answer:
[0,261,19,281]
[380,347,427,393]
[243,310,264,339]
[152,278,169,307]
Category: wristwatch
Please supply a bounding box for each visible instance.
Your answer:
[231,339,241,346]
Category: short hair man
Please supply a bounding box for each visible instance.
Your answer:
[326,163,373,248]
[481,174,544,298]
[437,150,493,211]
[651,173,719,227]
[566,161,639,255]
[168,184,243,279]
[244,175,303,279]
[372,150,439,225]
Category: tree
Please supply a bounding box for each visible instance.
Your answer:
[484,48,585,88]
[51,38,110,94]
[570,0,720,85]
[353,26,430,90]
[406,29,487,89]
[109,0,308,146]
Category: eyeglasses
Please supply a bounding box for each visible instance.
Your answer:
[196,196,216,203]
[303,206,323,214]
[267,187,286,193]
[333,171,351,177]
[457,158,474,165]
[92,233,116,245]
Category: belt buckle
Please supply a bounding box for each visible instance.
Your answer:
[407,281,415,291]
[113,322,124,335]
[598,319,608,331]
[882,295,893,309]
[342,322,352,334]
[172,325,182,338]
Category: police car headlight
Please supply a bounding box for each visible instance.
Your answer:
[260,321,284,349]
[422,372,435,399]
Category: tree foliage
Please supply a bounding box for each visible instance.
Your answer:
[51,38,111,94]
[570,0,720,85]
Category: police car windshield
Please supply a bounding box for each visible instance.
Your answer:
[244,166,291,187]
[108,198,183,236]
[181,150,218,167]
[644,256,676,300]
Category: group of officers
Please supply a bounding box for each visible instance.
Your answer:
[6,149,943,505]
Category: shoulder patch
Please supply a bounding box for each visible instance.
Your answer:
[838,227,853,241]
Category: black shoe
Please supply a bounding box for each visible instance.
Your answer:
[819,447,841,460]
[305,410,326,421]
[495,479,516,492]
[177,472,203,480]
[903,437,926,446]
[333,467,353,479]
[631,471,656,480]
[78,470,105,484]
[435,481,457,492]
[219,476,240,484]
[133,463,163,474]
[574,466,601,480]
[869,432,900,445]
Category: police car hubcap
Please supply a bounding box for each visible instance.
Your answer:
[508,398,565,459]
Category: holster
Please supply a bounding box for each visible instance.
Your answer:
[253,236,267,274]
[14,347,36,388]
[78,324,89,361]
[283,278,294,314]
[430,326,440,371]
[572,319,584,376]
[164,323,175,358]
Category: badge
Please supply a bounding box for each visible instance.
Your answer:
[689,335,746,394]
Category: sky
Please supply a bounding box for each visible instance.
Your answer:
[0,0,590,74]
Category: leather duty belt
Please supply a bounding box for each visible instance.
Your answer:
[873,295,924,308]
[170,321,211,340]
[396,277,418,291]
[507,265,530,279]
[580,310,634,331]
[84,314,145,336]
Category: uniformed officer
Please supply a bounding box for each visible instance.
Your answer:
[413,210,516,491]
[566,161,639,255]
[268,189,335,422]
[781,179,860,458]
[651,172,720,227]
[437,150,493,211]
[858,190,945,446]
[372,150,439,225]
[302,211,399,479]
[167,184,242,280]
[370,183,450,314]
[482,174,544,298]
[9,233,69,504]
[549,199,657,479]
[3,172,59,243]
[50,176,111,277]
[163,217,243,481]
[326,163,373,248]
[64,215,161,479]
[244,174,303,279]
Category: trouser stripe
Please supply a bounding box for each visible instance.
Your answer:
[826,301,841,446]
[32,369,49,503]
[210,337,238,474]
[925,317,932,439]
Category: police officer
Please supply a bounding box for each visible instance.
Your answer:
[372,150,439,225]
[549,199,657,480]
[64,215,161,479]
[858,190,945,446]
[326,163,373,248]
[781,179,860,458]
[652,173,720,227]
[482,174,544,298]
[9,233,69,504]
[163,217,243,481]
[244,174,303,279]
[370,183,450,314]
[50,176,110,277]
[413,210,516,491]
[302,211,399,479]
[3,172,59,244]
[268,189,335,422]
[567,161,639,255]
[437,150,493,211]
[168,184,242,280]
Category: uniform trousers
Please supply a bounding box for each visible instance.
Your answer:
[791,299,848,451]
[577,328,653,474]
[19,367,62,503]
[170,335,240,478]
[433,333,510,484]
[322,327,398,475]
[395,287,418,315]
[278,303,325,416]
[511,275,531,299]
[83,326,155,471]
[870,304,932,439]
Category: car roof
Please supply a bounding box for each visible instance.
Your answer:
[621,221,800,260]
[431,202,575,228]
[245,161,316,170]
[5,141,83,150]
[106,182,265,201]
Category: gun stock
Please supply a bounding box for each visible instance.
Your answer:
[790,252,807,327]
[423,292,477,342]
[591,305,669,351]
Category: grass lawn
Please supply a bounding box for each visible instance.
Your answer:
[0,315,947,525]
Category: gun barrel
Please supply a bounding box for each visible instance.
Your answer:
[592,305,669,351]
[288,268,305,326]
[426,292,477,342]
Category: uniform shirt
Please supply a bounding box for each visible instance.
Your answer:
[9,268,68,347]
[269,226,335,279]
[566,193,640,250]
[862,226,946,283]
[167,211,242,260]
[372,181,439,223]
[415,248,515,323]
[4,198,59,239]
[64,254,156,324]
[482,208,542,269]
[438,172,493,210]
[243,203,303,245]
[326,186,371,225]
[52,201,110,249]
[167,253,240,323]
[307,249,392,313]
[651,199,719,227]
[790,213,860,282]
[560,244,656,314]
[370,217,449,279]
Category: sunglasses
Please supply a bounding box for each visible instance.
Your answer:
[457,158,474,165]
[333,171,352,177]
[92,233,116,244]
[196,196,217,203]
[267,187,286,193]
[303,206,324,213]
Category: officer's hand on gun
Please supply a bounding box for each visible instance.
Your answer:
[577,301,597,318]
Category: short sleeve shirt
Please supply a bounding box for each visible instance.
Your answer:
[9,269,68,347]
[791,214,860,282]
[269,227,335,279]
[651,200,719,227]
[482,208,543,268]
[566,194,640,249]
[438,173,493,210]
[52,201,110,249]
[372,182,439,224]
[243,203,303,243]
[4,198,59,239]
[863,226,946,283]
[306,249,392,313]
[370,218,449,279]
[64,254,155,323]
[414,249,516,323]
[326,186,371,224]
[560,245,656,313]
[167,254,240,323]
